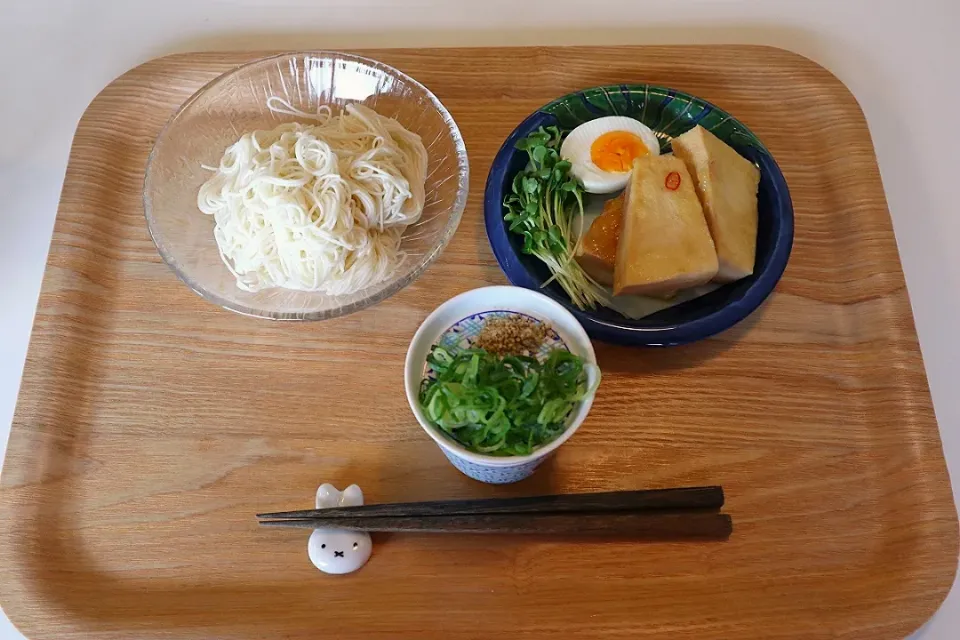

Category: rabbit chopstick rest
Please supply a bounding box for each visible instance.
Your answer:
[306,484,372,574]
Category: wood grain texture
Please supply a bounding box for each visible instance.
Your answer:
[0,46,956,640]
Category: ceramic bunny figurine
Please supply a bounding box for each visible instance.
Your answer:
[307,484,372,575]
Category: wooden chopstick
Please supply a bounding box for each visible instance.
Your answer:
[259,512,732,540]
[257,486,723,520]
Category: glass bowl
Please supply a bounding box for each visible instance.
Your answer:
[144,51,469,320]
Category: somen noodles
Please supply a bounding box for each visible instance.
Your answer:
[197,101,428,295]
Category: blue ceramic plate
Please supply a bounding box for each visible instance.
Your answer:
[483,85,793,346]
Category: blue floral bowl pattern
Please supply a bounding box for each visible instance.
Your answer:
[483,85,794,346]
[440,449,548,484]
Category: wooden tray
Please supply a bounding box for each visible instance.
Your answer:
[1,46,956,640]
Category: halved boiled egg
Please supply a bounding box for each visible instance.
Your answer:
[560,116,661,193]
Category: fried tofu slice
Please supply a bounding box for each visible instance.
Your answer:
[671,125,760,282]
[575,194,623,286]
[613,155,718,297]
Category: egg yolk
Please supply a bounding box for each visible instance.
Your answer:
[590,131,648,173]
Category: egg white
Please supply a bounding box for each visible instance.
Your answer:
[560,116,661,194]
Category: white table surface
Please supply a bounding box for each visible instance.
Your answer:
[1,0,958,638]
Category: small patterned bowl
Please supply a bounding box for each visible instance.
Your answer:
[404,286,598,484]
[483,85,794,346]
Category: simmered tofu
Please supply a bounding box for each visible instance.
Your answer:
[672,125,760,282]
[613,155,718,297]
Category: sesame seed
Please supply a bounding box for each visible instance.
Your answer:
[474,316,549,356]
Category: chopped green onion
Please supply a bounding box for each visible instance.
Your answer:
[419,346,597,456]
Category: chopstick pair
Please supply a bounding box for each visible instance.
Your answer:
[257,486,731,540]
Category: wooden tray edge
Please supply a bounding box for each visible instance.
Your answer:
[3,44,958,640]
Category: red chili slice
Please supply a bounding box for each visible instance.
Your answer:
[665,171,681,191]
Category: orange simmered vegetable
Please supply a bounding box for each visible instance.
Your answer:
[574,194,624,286]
